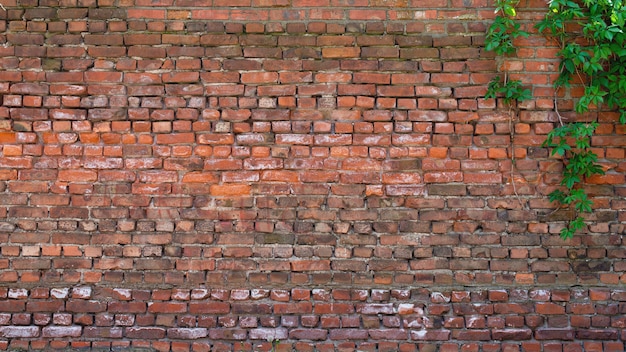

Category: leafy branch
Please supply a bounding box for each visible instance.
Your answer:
[485,77,532,105]
[486,0,528,55]
[543,122,604,238]
[485,0,531,105]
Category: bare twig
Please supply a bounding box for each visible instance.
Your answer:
[503,72,527,210]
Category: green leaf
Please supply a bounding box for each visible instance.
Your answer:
[570,216,586,232]
[559,227,574,239]
[548,189,567,203]
[562,174,580,189]
[504,4,517,16]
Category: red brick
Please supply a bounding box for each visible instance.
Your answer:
[535,302,565,315]
[189,302,230,314]
[411,330,451,341]
[0,326,39,338]
[148,302,187,314]
[322,47,360,58]
[126,327,166,339]
[66,300,106,313]
[105,302,146,314]
[329,328,369,340]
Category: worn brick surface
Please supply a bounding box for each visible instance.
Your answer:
[0,0,625,349]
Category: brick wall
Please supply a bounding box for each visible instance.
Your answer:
[0,0,625,350]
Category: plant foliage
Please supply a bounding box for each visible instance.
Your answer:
[537,0,626,239]
[485,0,531,105]
[486,0,529,55]
[485,77,532,105]
[489,0,626,239]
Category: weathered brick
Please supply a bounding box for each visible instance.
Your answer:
[189,302,230,314]
[492,329,532,340]
[534,329,575,340]
[66,300,106,313]
[167,328,209,339]
[83,327,123,339]
[126,327,166,339]
[329,328,369,340]
[411,330,451,341]
[42,326,82,338]
[0,326,39,338]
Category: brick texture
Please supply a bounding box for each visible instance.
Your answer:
[0,0,625,349]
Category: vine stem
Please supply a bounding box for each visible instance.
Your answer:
[554,88,565,127]
[504,72,527,210]
[553,55,569,127]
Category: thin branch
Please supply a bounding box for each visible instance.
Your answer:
[504,72,528,210]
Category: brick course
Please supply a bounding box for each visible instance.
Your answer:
[0,0,625,349]
[0,287,622,350]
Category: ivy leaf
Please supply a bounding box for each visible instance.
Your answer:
[570,216,586,232]
[553,144,570,156]
[548,189,567,204]
[562,173,581,189]
[504,4,517,16]
[560,217,585,239]
[560,227,574,239]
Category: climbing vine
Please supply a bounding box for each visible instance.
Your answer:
[485,0,533,212]
[487,0,626,239]
[539,0,626,239]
